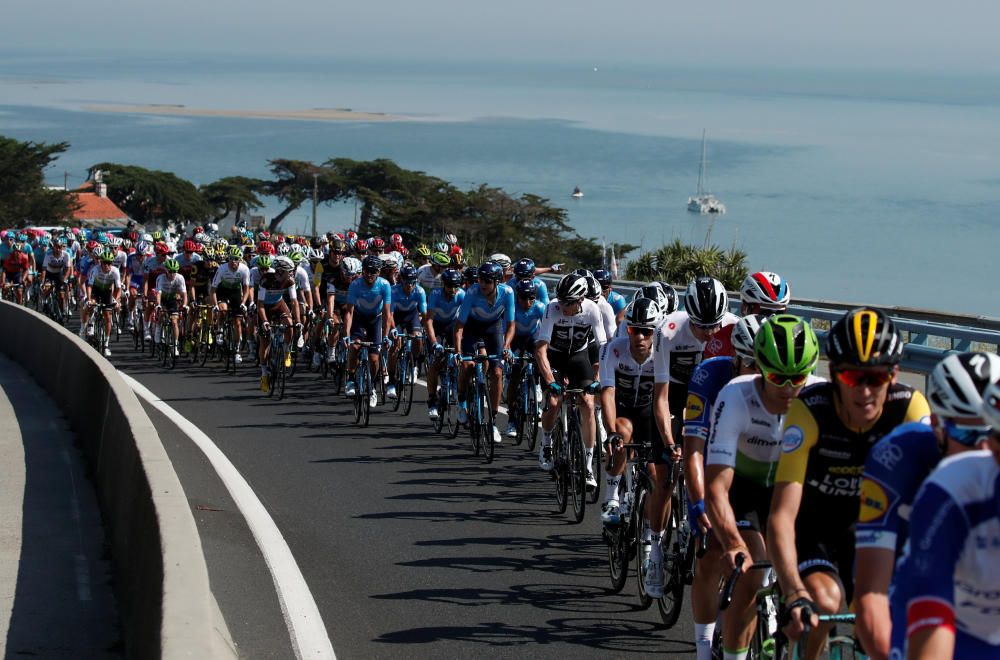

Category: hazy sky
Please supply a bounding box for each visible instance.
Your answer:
[5,0,999,72]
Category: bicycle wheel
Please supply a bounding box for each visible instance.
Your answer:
[656,497,686,629]
[447,370,461,439]
[633,484,654,610]
[568,413,586,523]
[480,384,495,464]
[391,357,403,412]
[526,376,540,451]
[169,325,178,369]
[590,422,603,505]
[468,391,481,456]
[361,363,372,427]
[352,367,363,424]
[606,518,629,593]
[401,353,414,416]
[552,425,569,514]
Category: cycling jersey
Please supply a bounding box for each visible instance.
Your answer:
[683,356,739,441]
[505,276,550,305]
[536,298,606,355]
[2,251,29,274]
[514,300,546,338]
[653,311,740,386]
[605,290,627,315]
[211,262,250,292]
[391,284,427,314]
[125,253,145,287]
[892,450,1000,659]
[88,266,122,292]
[42,250,73,274]
[427,287,465,323]
[416,264,441,292]
[155,273,185,300]
[257,273,296,306]
[703,324,735,359]
[457,283,515,326]
[143,256,169,285]
[317,260,354,304]
[293,266,311,299]
[595,296,616,346]
[347,276,392,317]
[599,335,656,409]
[176,252,202,279]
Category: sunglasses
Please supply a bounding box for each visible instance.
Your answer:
[763,370,809,388]
[833,368,893,388]
[940,419,993,447]
[363,269,380,275]
[478,277,496,283]
[627,326,655,337]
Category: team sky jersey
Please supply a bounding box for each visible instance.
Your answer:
[87,265,122,291]
[599,336,656,409]
[606,290,628,315]
[537,298,607,354]
[211,262,250,292]
[155,273,186,300]
[776,382,930,534]
[458,283,515,325]
[653,311,740,386]
[42,250,73,274]
[427,288,465,323]
[514,300,546,338]
[706,374,826,488]
[390,284,427,314]
[596,296,617,345]
[683,356,739,441]
[505,276,550,305]
[257,274,296,306]
[891,450,1000,657]
[855,422,941,554]
[417,264,442,292]
[347,276,392,318]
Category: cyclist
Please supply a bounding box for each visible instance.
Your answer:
[141,243,171,342]
[317,238,355,364]
[594,269,627,322]
[705,316,823,660]
[739,271,790,315]
[853,352,1000,659]
[344,255,392,406]
[887,381,1000,660]
[124,242,151,331]
[256,256,301,391]
[209,246,251,363]
[39,238,74,314]
[0,237,31,305]
[682,314,766,660]
[648,276,737,597]
[504,278,547,437]
[507,258,550,305]
[152,257,187,357]
[577,270,617,348]
[768,307,930,660]
[536,272,607,476]
[386,264,426,400]
[290,250,314,351]
[417,251,450,293]
[425,268,466,420]
[82,250,123,356]
[454,261,516,444]
[599,298,662,523]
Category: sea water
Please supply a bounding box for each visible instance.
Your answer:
[1,51,998,315]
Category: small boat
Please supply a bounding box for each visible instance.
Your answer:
[687,130,726,215]
[572,186,584,198]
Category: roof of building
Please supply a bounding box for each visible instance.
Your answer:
[70,191,130,226]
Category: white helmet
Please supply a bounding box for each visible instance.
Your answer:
[489,253,512,268]
[928,352,1000,419]
[982,379,1000,431]
[741,272,791,311]
[343,257,362,275]
[731,314,767,360]
[684,277,729,326]
[277,243,291,255]
[207,222,218,233]
[273,255,295,274]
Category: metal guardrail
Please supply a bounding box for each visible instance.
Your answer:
[538,274,1000,375]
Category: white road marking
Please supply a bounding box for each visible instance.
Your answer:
[122,374,336,660]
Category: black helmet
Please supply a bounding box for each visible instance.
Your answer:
[441,269,463,287]
[593,269,612,288]
[556,273,588,303]
[625,298,662,329]
[477,261,504,282]
[463,265,478,282]
[513,258,536,279]
[826,307,903,367]
[684,276,728,326]
[362,255,383,273]
[583,275,601,301]
[634,283,678,315]
[399,264,418,282]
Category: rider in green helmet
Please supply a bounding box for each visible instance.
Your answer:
[754,314,820,384]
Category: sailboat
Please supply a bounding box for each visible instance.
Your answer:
[687,130,726,215]
[571,186,584,198]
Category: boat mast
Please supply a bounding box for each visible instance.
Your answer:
[698,129,708,196]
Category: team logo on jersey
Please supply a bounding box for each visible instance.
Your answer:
[668,322,676,330]
[782,425,804,453]
[870,441,903,471]
[859,478,889,523]
[690,367,709,386]
[685,393,705,420]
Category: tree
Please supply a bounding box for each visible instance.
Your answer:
[89,162,211,225]
[625,238,748,290]
[0,135,76,226]
[263,159,349,232]
[200,176,266,224]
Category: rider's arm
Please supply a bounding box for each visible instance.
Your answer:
[599,386,617,435]
[453,320,463,353]
[342,304,354,338]
[423,308,437,345]
[535,341,554,385]
[651,329,675,446]
[854,548,894,660]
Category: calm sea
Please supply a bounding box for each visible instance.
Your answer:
[1,51,998,315]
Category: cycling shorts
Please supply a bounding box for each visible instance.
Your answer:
[728,475,771,533]
[432,320,455,348]
[393,309,420,333]
[45,271,66,289]
[92,289,113,306]
[461,318,503,368]
[4,271,23,285]
[617,405,660,462]
[129,275,144,290]
[350,313,383,345]
[160,297,181,314]
[511,334,537,354]
[796,528,855,603]
[217,288,243,311]
[262,299,291,324]
[548,348,594,389]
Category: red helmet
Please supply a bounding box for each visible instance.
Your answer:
[86,240,99,251]
[398,246,409,257]
[183,240,197,253]
[335,232,345,240]
[154,242,170,255]
[372,237,386,252]
[390,233,403,246]
[346,230,358,241]
[257,241,275,255]
[193,242,204,254]
[355,239,369,252]
[193,226,204,235]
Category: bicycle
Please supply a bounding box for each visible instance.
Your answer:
[549,384,591,523]
[266,322,289,400]
[41,282,66,325]
[351,341,378,427]
[391,331,421,416]
[460,344,499,464]
[131,295,146,353]
[602,435,654,594]
[432,347,461,437]
[221,308,244,374]
[718,553,781,660]
[91,302,116,354]
[509,352,542,450]
[157,307,181,369]
[188,303,214,366]
[657,457,697,629]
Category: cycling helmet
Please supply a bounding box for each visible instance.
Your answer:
[431,252,451,267]
[330,237,346,253]
[164,258,180,273]
[257,255,273,270]
[371,237,386,252]
[515,278,539,298]
[398,246,409,258]
[490,253,512,269]
[362,255,383,273]
[135,240,150,254]
[555,273,588,303]
[345,230,358,241]
[338,257,359,276]
[152,231,163,241]
[513,258,536,279]
[625,298,662,329]
[96,233,109,245]
[183,240,197,253]
[754,314,820,377]
[141,243,154,257]
[308,248,325,262]
[257,241,274,255]
[216,238,229,250]
[277,243,291,255]
[441,269,463,288]
[684,277,729,326]
[379,253,398,269]
[390,233,403,246]
[434,242,449,254]
[574,268,594,278]
[290,251,304,265]
[593,269,612,288]
[981,379,1000,431]
[289,243,305,255]
[477,261,504,282]
[826,307,903,367]
[227,246,242,260]
[741,271,791,311]
[86,239,99,252]
[926,352,1000,419]
[207,222,218,234]
[444,233,458,245]
[273,255,295,274]
[121,239,132,250]
[99,250,115,264]
[463,265,478,283]
[416,244,431,257]
[355,239,369,253]
[633,284,675,314]
[583,275,601,301]
[154,242,170,256]
[731,314,768,361]
[399,264,418,282]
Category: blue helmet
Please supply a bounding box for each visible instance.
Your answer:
[96,233,109,245]
[515,278,539,298]
[593,269,612,288]
[513,258,536,279]
[441,269,463,287]
[477,261,504,282]
[399,263,418,282]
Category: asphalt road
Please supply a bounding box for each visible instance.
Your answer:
[108,343,696,659]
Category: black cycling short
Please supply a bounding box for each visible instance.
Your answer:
[667,381,688,444]
[616,405,660,461]
[160,297,181,314]
[795,526,855,602]
[728,475,772,533]
[588,339,600,366]
[45,271,66,289]
[432,319,456,348]
[92,289,113,306]
[217,288,243,311]
[350,312,382,344]
[547,348,594,389]
[511,334,536,354]
[393,309,420,333]
[461,318,503,368]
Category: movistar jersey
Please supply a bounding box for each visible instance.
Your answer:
[514,300,546,338]
[458,283,515,325]
[391,284,427,314]
[427,288,465,323]
[348,276,392,318]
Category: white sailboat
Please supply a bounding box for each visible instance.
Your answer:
[687,130,726,215]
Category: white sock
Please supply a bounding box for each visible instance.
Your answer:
[723,650,748,660]
[694,622,716,660]
[542,431,552,447]
[650,531,664,561]
[585,446,594,472]
[604,475,621,503]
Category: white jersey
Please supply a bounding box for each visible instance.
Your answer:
[42,250,73,273]
[599,336,656,409]
[706,374,825,487]
[653,310,739,386]
[596,296,616,345]
[211,263,250,292]
[294,266,310,297]
[113,248,128,271]
[249,266,265,289]
[155,273,187,299]
[87,265,121,291]
[417,264,441,291]
[537,298,607,355]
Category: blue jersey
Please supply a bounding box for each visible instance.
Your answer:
[890,451,1000,658]
[682,356,738,441]
[506,276,549,305]
[458,283,515,326]
[606,290,628,315]
[427,288,465,323]
[348,277,392,317]
[33,245,46,265]
[390,284,427,314]
[0,244,11,262]
[514,300,546,338]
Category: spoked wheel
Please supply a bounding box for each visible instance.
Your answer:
[526,379,541,451]
[606,522,629,593]
[391,359,403,412]
[552,426,569,515]
[433,386,446,434]
[401,356,415,416]
[589,425,603,505]
[468,392,481,457]
[480,386,495,464]
[656,505,686,629]
[568,417,586,523]
[634,485,653,610]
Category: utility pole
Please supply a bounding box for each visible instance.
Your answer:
[64,171,68,190]
[311,172,319,238]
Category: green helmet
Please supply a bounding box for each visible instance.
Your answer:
[289,250,303,264]
[228,245,242,260]
[257,255,273,269]
[431,251,451,267]
[164,258,180,273]
[100,249,115,264]
[754,314,819,377]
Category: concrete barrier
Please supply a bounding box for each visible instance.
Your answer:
[0,301,234,659]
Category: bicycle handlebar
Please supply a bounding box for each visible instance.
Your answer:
[719,554,773,611]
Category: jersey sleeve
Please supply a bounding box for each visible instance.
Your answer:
[653,330,671,384]
[856,435,909,551]
[904,390,931,425]
[537,280,549,305]
[536,303,556,344]
[599,342,616,389]
[682,364,714,441]
[457,290,473,324]
[417,287,427,314]
[240,266,250,288]
[347,280,358,306]
[705,383,745,468]
[210,268,223,289]
[503,287,515,324]
[774,398,820,485]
